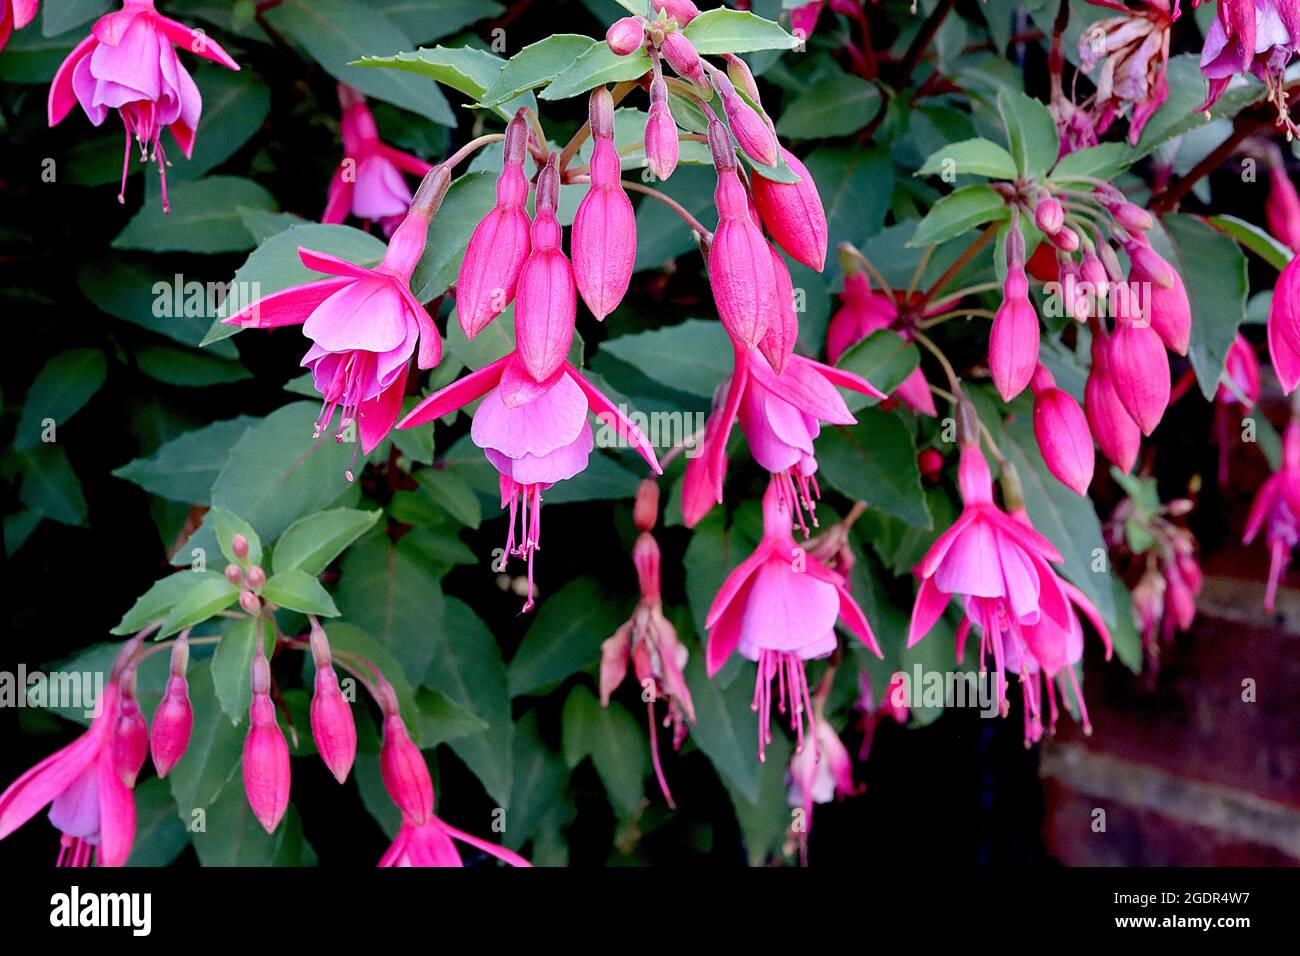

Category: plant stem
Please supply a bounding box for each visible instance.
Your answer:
[923,223,998,301]
[444,132,505,171]
[557,80,640,174]
[618,179,712,239]
[912,329,961,394]
[918,307,998,329]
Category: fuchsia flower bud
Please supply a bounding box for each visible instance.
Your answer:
[1268,255,1300,393]
[918,448,944,483]
[707,119,778,349]
[1218,333,1261,407]
[759,246,798,374]
[644,74,679,182]
[150,635,192,779]
[724,53,761,103]
[246,565,265,589]
[1085,330,1142,472]
[1031,365,1094,495]
[1048,225,1079,253]
[988,237,1039,402]
[653,0,699,23]
[709,66,779,167]
[224,563,243,586]
[750,147,829,272]
[380,712,433,825]
[606,15,646,56]
[1109,295,1171,436]
[515,154,577,382]
[113,670,149,789]
[309,623,356,785]
[1076,251,1109,320]
[1126,239,1189,356]
[660,31,708,91]
[231,533,249,561]
[243,648,290,834]
[239,590,260,615]
[633,479,660,532]
[457,110,533,339]
[573,87,636,321]
[1111,201,1153,233]
[1267,163,1300,252]
[1034,196,1064,235]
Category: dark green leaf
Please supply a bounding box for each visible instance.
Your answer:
[113,177,276,253]
[271,507,382,575]
[508,578,625,696]
[816,411,931,528]
[15,348,108,450]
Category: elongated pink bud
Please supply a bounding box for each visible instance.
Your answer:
[151,636,192,778]
[1076,251,1109,320]
[380,712,433,825]
[653,0,699,23]
[724,54,761,104]
[457,111,532,338]
[1267,163,1300,252]
[1125,242,1190,356]
[989,261,1038,401]
[661,31,707,91]
[231,533,249,561]
[710,68,779,167]
[1268,255,1300,393]
[1109,320,1170,436]
[759,245,798,373]
[644,74,679,181]
[606,15,646,55]
[1031,365,1094,495]
[573,88,636,321]
[708,120,777,349]
[751,146,828,272]
[309,624,356,784]
[515,155,577,381]
[1125,240,1173,289]
[1034,197,1064,235]
[243,650,290,834]
[114,670,150,789]
[633,479,660,532]
[1111,201,1153,233]
[1048,226,1079,253]
[1085,332,1141,472]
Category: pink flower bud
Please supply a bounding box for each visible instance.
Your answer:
[711,68,779,167]
[633,479,660,532]
[1085,332,1141,472]
[246,565,265,589]
[224,563,243,586]
[1125,240,1188,355]
[151,637,192,778]
[724,54,762,104]
[750,147,828,272]
[514,157,576,381]
[1267,163,1300,252]
[114,678,150,788]
[708,120,778,349]
[660,31,708,91]
[633,532,661,602]
[380,713,433,824]
[1048,226,1079,253]
[1108,320,1170,435]
[244,653,291,834]
[606,16,646,56]
[572,88,636,321]
[239,590,260,615]
[759,244,798,373]
[1125,240,1173,289]
[1031,366,1095,495]
[1034,197,1064,235]
[988,266,1039,401]
[1268,255,1300,393]
[653,0,699,24]
[311,664,356,784]
[1077,251,1109,319]
[1111,201,1153,233]
[231,534,249,561]
[644,75,679,181]
[1218,333,1261,408]
[457,111,533,339]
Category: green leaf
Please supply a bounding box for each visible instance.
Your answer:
[372,0,504,44]
[540,43,651,101]
[413,469,482,528]
[171,65,271,183]
[506,711,570,850]
[478,34,596,105]
[135,346,252,387]
[682,650,761,801]
[126,778,191,868]
[112,570,224,635]
[805,146,892,253]
[995,87,1059,180]
[917,137,1018,180]
[725,730,791,866]
[321,622,424,733]
[1134,54,1266,159]
[211,508,263,568]
[113,417,251,506]
[508,578,625,696]
[113,177,276,253]
[1050,142,1134,183]
[352,45,521,118]
[906,184,1007,248]
[835,330,920,414]
[262,568,340,616]
[159,576,241,637]
[682,8,800,54]
[191,779,317,866]
[15,348,108,450]
[211,616,261,724]
[265,0,454,124]
[168,662,246,823]
[816,411,931,528]
[1155,214,1249,400]
[410,171,497,300]
[42,0,110,36]
[561,685,648,817]
[776,70,880,139]
[598,319,732,400]
[272,508,382,575]
[17,444,87,527]
[1207,214,1293,272]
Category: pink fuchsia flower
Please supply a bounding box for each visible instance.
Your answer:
[378,708,529,868]
[397,350,661,611]
[1200,0,1300,130]
[786,692,860,862]
[1124,238,1190,356]
[709,65,779,167]
[224,167,450,470]
[515,154,577,383]
[825,270,938,417]
[1268,252,1300,393]
[1218,333,1261,408]
[1085,328,1142,471]
[989,252,1040,402]
[149,634,192,779]
[323,86,433,234]
[855,671,908,761]
[0,635,147,867]
[706,480,883,761]
[1243,418,1300,609]
[1031,364,1095,496]
[644,73,679,181]
[1267,161,1300,251]
[1076,0,1174,145]
[750,147,829,272]
[308,620,356,785]
[243,643,290,834]
[572,87,636,321]
[908,434,1072,715]
[48,0,240,211]
[1108,286,1171,435]
[0,0,37,51]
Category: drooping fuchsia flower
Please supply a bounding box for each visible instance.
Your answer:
[750,148,828,273]
[1267,160,1300,251]
[515,153,578,383]
[706,479,883,761]
[908,412,1072,716]
[308,619,357,786]
[1031,364,1095,496]
[149,631,192,779]
[1124,237,1190,356]
[48,0,240,211]
[0,631,152,867]
[1085,326,1142,472]
[1076,0,1174,146]
[572,87,636,321]
[1200,0,1300,130]
[855,670,908,762]
[1243,418,1300,609]
[243,637,290,835]
[786,679,860,862]
[989,228,1040,402]
[322,86,433,235]
[644,72,679,181]
[1268,251,1300,393]
[600,482,696,807]
[224,166,450,471]
[0,0,37,51]
[397,350,661,611]
[376,686,529,868]
[1108,274,1171,435]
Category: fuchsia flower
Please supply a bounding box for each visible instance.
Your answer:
[989,236,1040,402]
[1075,0,1174,146]
[48,0,240,211]
[908,434,1072,715]
[1108,280,1171,436]
[0,637,146,867]
[1219,333,1261,407]
[644,73,679,181]
[397,350,661,611]
[1268,252,1300,393]
[0,0,37,51]
[1125,238,1190,356]
[750,147,828,272]
[243,643,290,835]
[709,64,779,167]
[149,633,192,779]
[705,480,883,760]
[378,710,529,867]
[1267,161,1300,251]
[1243,419,1300,609]
[1085,328,1142,471]
[1200,0,1300,127]
[660,30,708,91]
[1031,364,1095,495]
[572,87,636,320]
[515,154,578,383]
[786,683,860,861]
[323,86,433,234]
[225,167,450,470]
